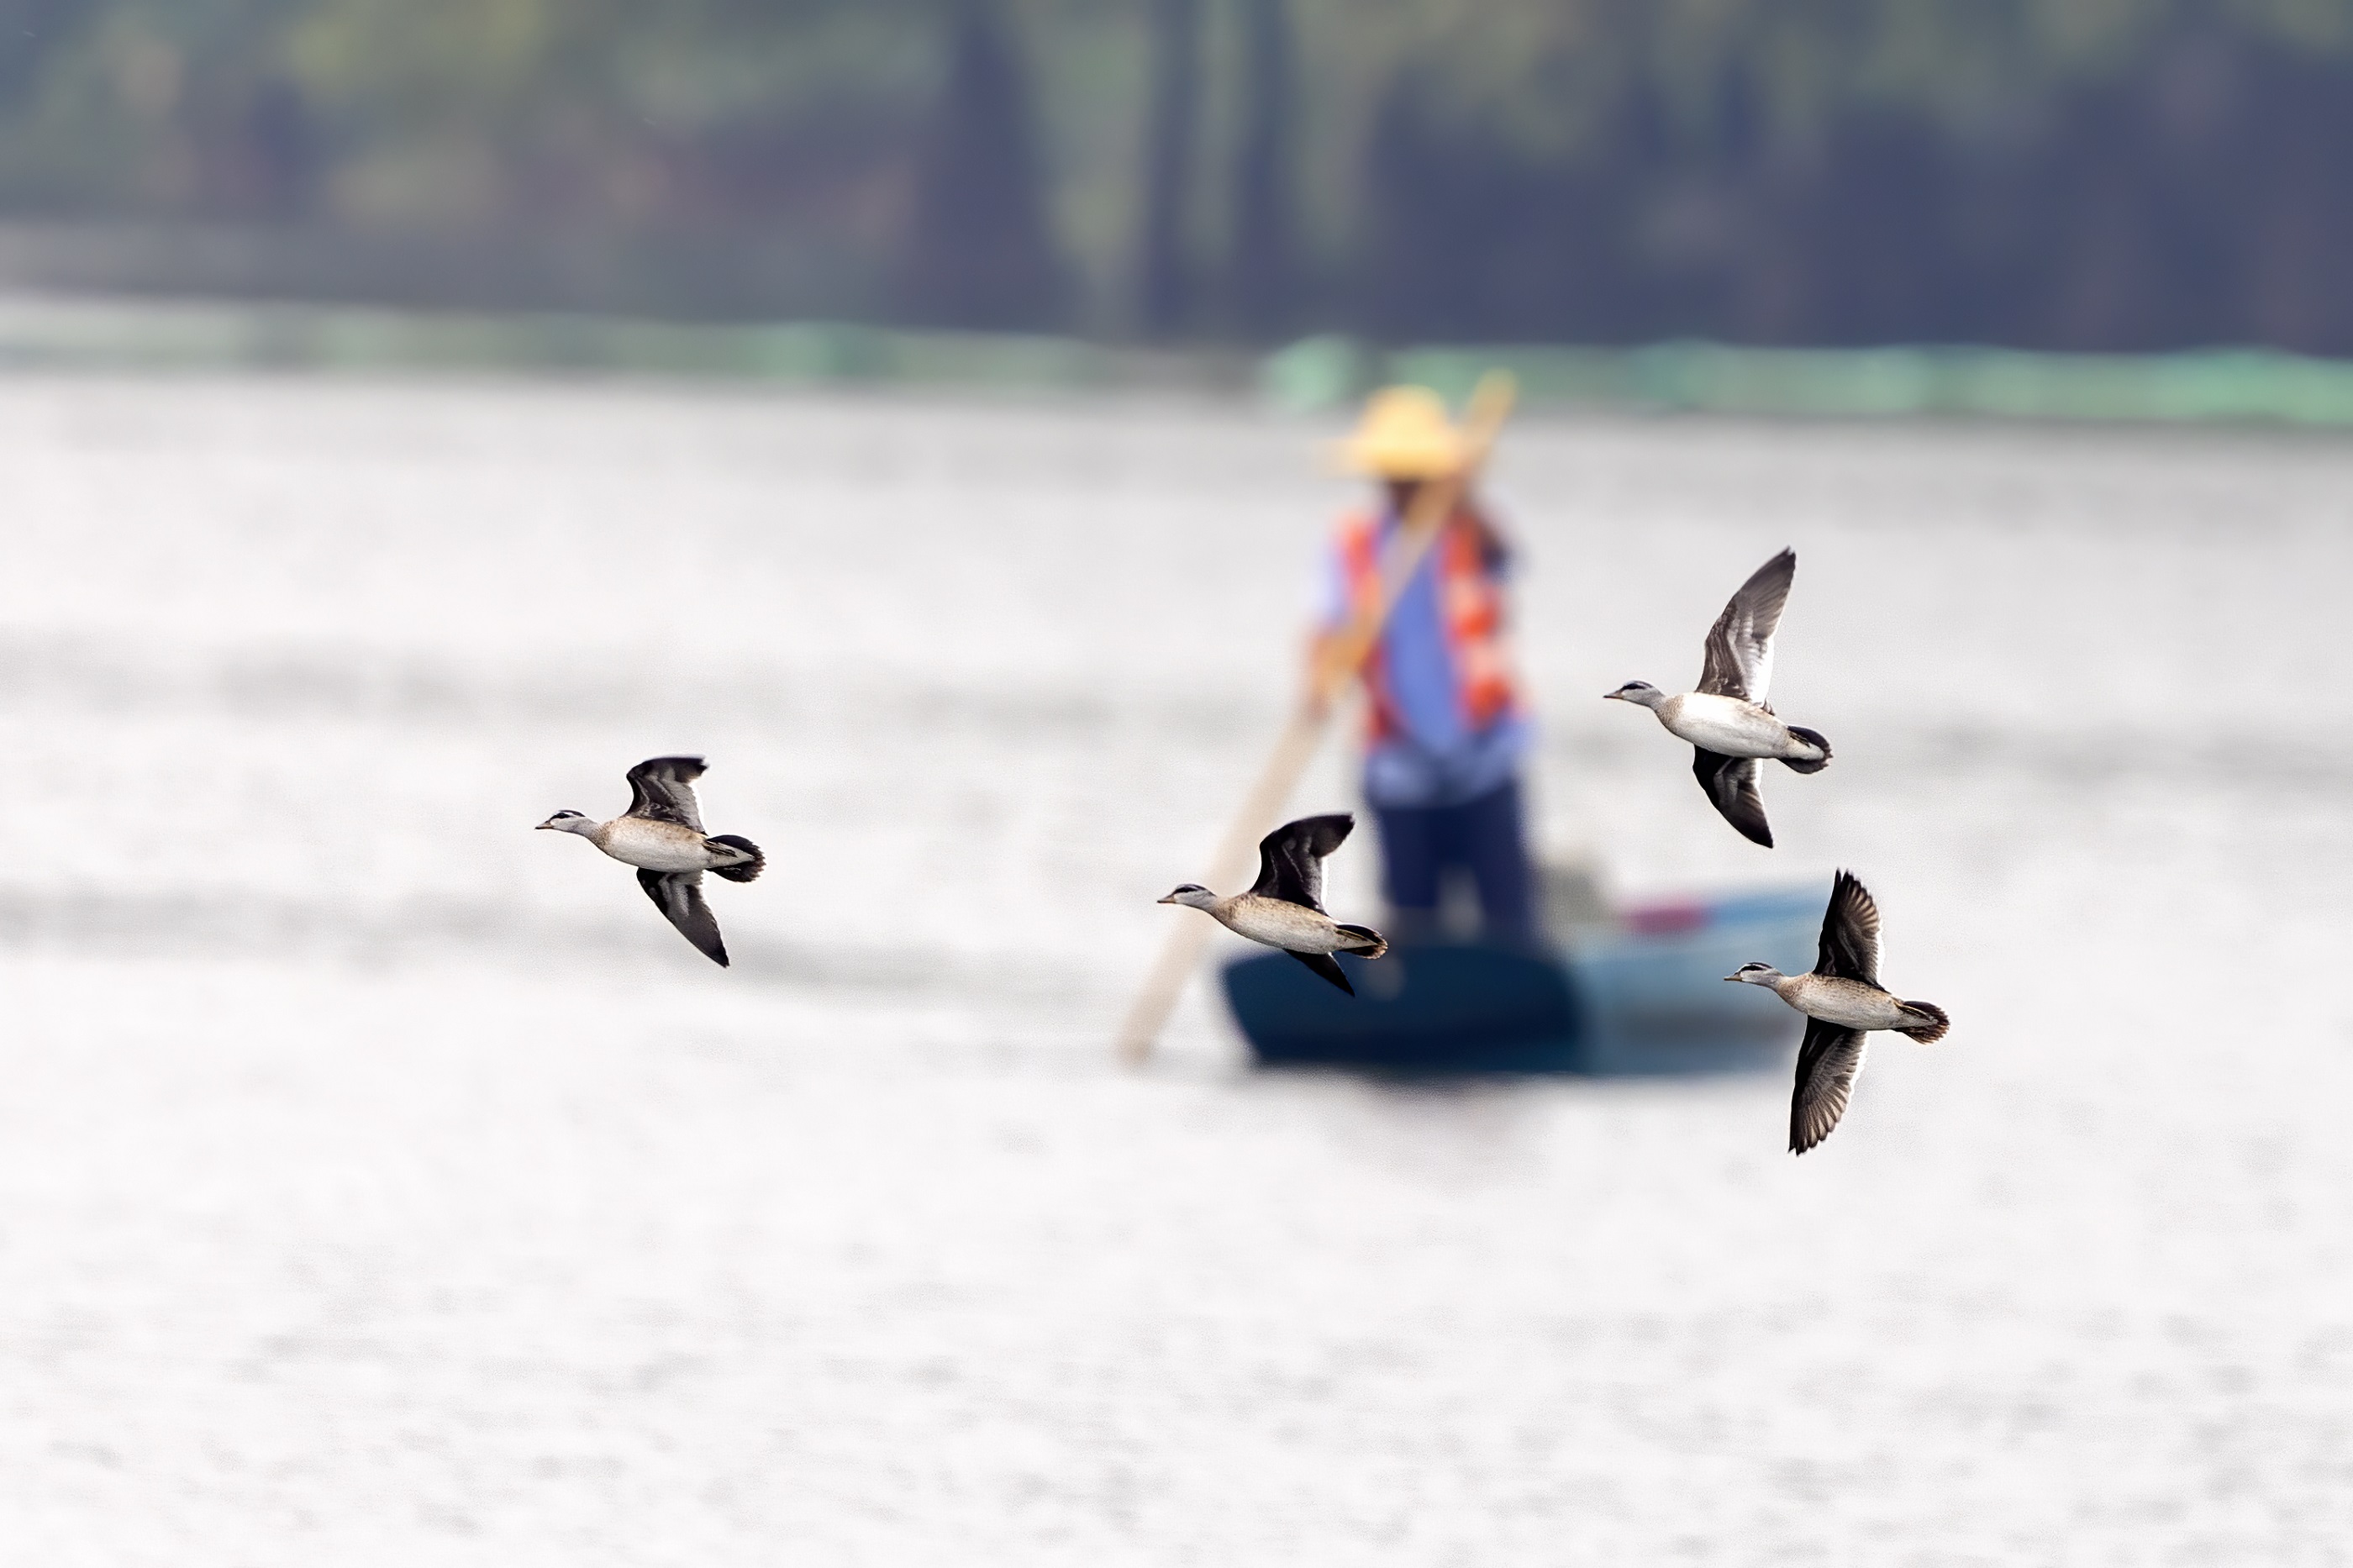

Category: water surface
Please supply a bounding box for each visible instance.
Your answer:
[0,378,2345,1563]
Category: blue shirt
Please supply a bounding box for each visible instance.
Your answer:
[1319,510,1531,809]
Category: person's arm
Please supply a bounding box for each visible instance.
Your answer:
[1459,492,1510,574]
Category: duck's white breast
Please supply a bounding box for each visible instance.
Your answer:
[1783,975,1910,1029]
[597,817,714,873]
[1661,693,1788,757]
[1217,896,1346,954]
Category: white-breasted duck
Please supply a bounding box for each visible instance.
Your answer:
[1726,870,1950,1155]
[1605,547,1830,848]
[537,755,764,967]
[1159,813,1388,995]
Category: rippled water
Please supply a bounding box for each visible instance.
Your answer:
[0,376,2348,1563]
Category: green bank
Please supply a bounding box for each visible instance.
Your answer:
[8,296,2353,429]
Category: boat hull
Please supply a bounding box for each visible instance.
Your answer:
[1221,884,1823,1075]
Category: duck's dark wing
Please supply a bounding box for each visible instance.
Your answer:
[638,869,728,966]
[1249,813,1355,910]
[1698,548,1796,702]
[1285,950,1355,996]
[1813,869,1882,983]
[1790,1018,1866,1154]
[626,755,707,830]
[1692,750,1772,847]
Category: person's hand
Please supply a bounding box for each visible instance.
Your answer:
[1303,633,1354,718]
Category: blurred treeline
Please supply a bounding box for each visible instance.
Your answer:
[6,0,2353,352]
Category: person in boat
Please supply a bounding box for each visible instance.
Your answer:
[1306,385,1537,946]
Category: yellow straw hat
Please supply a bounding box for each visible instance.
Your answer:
[1333,385,1469,480]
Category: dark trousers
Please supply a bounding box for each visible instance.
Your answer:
[1371,776,1538,944]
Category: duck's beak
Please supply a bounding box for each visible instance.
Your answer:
[1156,893,1179,904]
[1602,690,1624,701]
[1721,972,1743,982]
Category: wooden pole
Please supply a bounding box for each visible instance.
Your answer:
[1114,371,1518,1064]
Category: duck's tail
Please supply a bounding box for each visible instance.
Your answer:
[1778,725,1833,775]
[1334,923,1387,960]
[1897,1000,1949,1043]
[708,834,765,883]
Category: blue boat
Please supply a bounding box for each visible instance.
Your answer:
[1221,881,1824,1075]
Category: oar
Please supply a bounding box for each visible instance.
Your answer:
[1113,371,1519,1064]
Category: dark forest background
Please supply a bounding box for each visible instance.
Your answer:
[5,0,2353,352]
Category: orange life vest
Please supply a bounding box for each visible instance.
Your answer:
[1335,509,1520,746]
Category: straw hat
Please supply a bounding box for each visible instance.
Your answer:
[1334,386,1468,480]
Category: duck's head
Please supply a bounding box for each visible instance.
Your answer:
[536,809,594,835]
[1605,681,1665,708]
[1724,961,1784,987]
[1158,883,1217,910]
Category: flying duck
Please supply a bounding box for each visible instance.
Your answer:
[537,755,764,967]
[1605,547,1830,847]
[1726,870,1950,1155]
[1159,813,1388,995]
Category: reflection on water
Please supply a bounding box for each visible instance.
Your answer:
[0,378,2347,1561]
